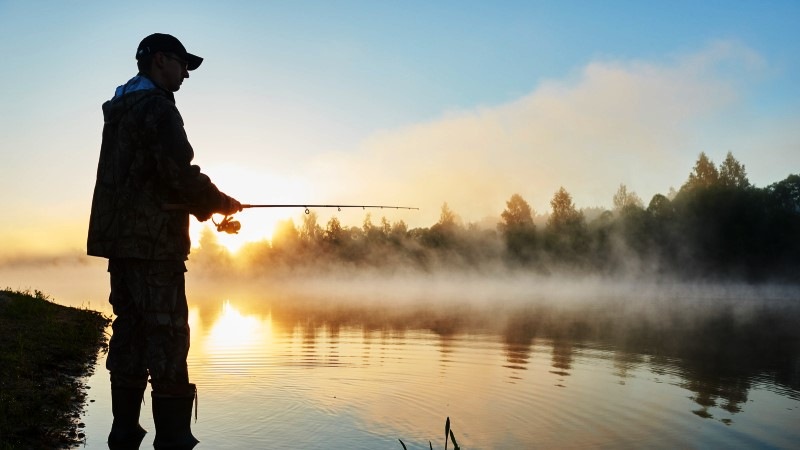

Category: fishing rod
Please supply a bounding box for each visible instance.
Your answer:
[219,204,419,234]
[242,204,419,214]
[163,203,419,234]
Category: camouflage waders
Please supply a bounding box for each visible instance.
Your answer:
[107,258,191,393]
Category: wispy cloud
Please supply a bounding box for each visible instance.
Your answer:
[317,41,770,225]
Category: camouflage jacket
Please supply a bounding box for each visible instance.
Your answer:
[87,75,230,260]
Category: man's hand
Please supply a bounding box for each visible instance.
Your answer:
[193,210,213,222]
[220,194,243,216]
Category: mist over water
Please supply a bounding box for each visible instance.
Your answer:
[3,253,799,448]
[3,252,799,351]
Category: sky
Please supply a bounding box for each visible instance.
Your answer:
[1,0,799,257]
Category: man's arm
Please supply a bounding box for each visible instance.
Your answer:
[154,103,242,220]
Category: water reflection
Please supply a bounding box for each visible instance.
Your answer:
[191,294,800,418]
[502,314,536,379]
[550,339,574,379]
[612,350,645,384]
[205,300,272,353]
[192,300,274,381]
[437,335,455,369]
[76,290,800,448]
[301,321,317,364]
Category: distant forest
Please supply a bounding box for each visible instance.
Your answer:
[197,152,800,281]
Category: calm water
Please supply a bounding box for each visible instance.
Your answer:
[6,264,797,449]
[62,273,799,450]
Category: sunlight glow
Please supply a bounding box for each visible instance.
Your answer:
[189,163,317,253]
[206,300,272,353]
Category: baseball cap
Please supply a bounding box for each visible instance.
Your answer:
[136,33,203,71]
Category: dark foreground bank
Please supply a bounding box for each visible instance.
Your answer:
[0,289,110,450]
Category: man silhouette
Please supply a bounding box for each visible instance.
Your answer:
[88,33,241,448]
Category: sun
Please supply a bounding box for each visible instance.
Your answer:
[188,162,315,253]
[205,210,285,253]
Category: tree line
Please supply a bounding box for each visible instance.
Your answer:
[198,152,800,281]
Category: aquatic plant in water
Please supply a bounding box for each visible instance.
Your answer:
[399,416,460,450]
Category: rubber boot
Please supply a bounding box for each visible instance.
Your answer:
[107,387,147,449]
[152,383,199,449]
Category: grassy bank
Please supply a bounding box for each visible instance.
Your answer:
[0,289,110,450]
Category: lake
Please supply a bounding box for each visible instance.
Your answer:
[8,265,799,449]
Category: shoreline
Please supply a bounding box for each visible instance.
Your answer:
[0,289,110,449]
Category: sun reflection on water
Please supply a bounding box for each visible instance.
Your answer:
[205,299,272,354]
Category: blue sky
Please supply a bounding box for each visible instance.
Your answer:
[1,0,798,255]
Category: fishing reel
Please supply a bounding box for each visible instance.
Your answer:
[213,215,241,234]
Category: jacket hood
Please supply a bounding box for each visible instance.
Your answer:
[102,75,171,124]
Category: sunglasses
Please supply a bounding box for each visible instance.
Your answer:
[163,53,189,71]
